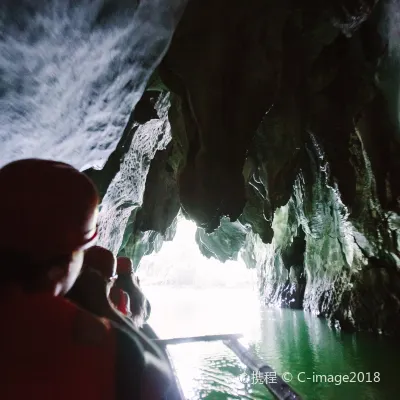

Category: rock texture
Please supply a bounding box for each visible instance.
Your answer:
[2,0,400,334]
[0,0,188,170]
[95,93,176,255]
[196,217,249,263]
[151,0,399,334]
[159,0,289,232]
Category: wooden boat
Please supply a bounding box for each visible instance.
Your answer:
[142,326,302,400]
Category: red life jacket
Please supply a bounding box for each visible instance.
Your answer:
[118,290,130,316]
[110,287,130,316]
[0,292,116,400]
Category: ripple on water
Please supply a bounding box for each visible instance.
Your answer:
[167,342,272,400]
[145,286,400,400]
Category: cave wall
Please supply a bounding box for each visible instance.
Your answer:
[95,93,176,255]
[95,0,400,334]
[3,0,400,335]
[195,217,249,263]
[249,126,400,333]
[0,0,188,170]
[152,0,400,334]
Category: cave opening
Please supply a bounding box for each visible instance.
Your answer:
[131,215,400,400]
[2,0,400,399]
[137,215,261,399]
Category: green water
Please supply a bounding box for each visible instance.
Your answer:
[144,286,400,400]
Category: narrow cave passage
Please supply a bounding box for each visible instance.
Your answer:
[2,1,400,399]
[135,217,399,400]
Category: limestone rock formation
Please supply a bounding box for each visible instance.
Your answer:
[159,0,289,231]
[0,0,188,169]
[2,0,400,335]
[95,93,174,254]
[195,217,249,263]
[151,0,399,334]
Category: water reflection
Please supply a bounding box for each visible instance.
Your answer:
[138,218,400,399]
[144,286,400,400]
[258,307,400,400]
[144,286,268,399]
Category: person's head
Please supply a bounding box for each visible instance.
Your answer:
[82,245,117,295]
[116,256,134,275]
[67,249,129,323]
[114,256,150,327]
[0,158,99,296]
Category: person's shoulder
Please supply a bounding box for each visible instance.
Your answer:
[67,298,145,357]
[111,321,146,365]
[70,302,114,346]
[111,321,146,400]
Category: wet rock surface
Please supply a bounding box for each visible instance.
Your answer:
[151,0,400,334]
[0,0,187,170]
[3,0,400,334]
[195,218,249,263]
[159,0,289,231]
